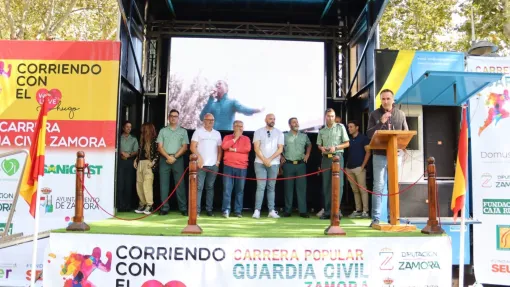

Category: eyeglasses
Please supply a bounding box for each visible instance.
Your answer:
[267,130,271,138]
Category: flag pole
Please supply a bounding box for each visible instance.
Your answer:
[30,175,43,287]
[458,198,466,287]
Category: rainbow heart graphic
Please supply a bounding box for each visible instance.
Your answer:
[141,280,186,287]
[36,88,62,110]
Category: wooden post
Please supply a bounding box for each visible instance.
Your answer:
[182,154,202,234]
[66,151,90,231]
[387,135,399,225]
[324,156,346,235]
[422,157,445,235]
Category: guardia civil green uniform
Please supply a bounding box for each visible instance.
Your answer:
[157,126,189,213]
[282,131,311,215]
[316,123,349,217]
[117,134,138,211]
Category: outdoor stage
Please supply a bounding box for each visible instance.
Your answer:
[42,212,453,287]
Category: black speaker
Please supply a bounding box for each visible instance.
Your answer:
[400,181,454,218]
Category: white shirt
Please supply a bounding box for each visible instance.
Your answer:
[253,127,284,165]
[191,127,222,166]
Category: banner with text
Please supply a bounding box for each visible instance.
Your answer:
[0,40,120,236]
[0,237,48,286]
[467,56,510,285]
[44,233,451,287]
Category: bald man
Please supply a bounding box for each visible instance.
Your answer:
[252,114,284,219]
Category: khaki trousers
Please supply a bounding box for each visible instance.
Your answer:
[136,160,154,206]
[346,167,368,213]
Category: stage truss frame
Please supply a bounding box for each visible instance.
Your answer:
[143,20,346,96]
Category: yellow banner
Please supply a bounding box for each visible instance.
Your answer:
[0,60,119,121]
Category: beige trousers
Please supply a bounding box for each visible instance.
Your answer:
[346,167,368,213]
[136,160,154,206]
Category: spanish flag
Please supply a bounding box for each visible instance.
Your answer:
[451,107,468,222]
[19,97,49,218]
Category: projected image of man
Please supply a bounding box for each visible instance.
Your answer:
[200,80,263,131]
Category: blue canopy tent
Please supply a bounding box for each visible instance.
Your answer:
[395,70,504,106]
[394,70,503,275]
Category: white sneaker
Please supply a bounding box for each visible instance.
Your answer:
[252,209,260,219]
[316,208,324,217]
[268,210,280,218]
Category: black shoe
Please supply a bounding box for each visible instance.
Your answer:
[134,205,145,214]
[181,210,188,216]
[320,214,330,220]
[160,210,168,216]
[300,213,310,218]
[207,211,214,216]
[282,212,292,217]
[234,213,242,218]
[369,220,380,227]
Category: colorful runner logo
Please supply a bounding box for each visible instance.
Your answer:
[496,225,510,250]
[478,89,510,136]
[57,247,112,287]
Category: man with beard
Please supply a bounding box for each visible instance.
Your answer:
[252,114,284,219]
[366,89,408,227]
[317,108,349,220]
[200,80,264,131]
[281,117,311,218]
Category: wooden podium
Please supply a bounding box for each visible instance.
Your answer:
[369,130,417,232]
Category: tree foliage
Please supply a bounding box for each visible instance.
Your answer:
[379,0,458,52]
[0,0,118,40]
[380,0,510,56]
[456,0,510,54]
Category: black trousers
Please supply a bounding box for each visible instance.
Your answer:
[117,158,136,212]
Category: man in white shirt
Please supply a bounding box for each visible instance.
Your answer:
[191,113,223,216]
[252,113,284,219]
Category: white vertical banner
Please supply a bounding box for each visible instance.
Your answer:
[467,56,510,285]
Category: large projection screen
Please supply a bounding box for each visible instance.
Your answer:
[167,38,325,132]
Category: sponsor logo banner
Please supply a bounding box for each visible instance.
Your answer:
[44,234,451,287]
[0,41,119,237]
[468,56,510,285]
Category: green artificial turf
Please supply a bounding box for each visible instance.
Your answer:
[54,212,442,238]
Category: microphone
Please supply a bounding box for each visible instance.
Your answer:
[386,110,393,130]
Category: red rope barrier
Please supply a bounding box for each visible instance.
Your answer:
[200,166,424,197]
[199,167,329,180]
[82,164,189,221]
[340,167,425,196]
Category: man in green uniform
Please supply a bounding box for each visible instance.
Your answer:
[317,108,350,220]
[117,121,139,212]
[157,109,190,215]
[281,117,311,218]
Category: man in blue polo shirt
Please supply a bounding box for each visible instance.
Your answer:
[200,80,264,131]
[346,120,371,218]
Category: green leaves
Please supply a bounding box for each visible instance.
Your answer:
[0,0,118,41]
[380,0,509,55]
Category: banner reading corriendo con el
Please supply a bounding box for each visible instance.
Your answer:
[43,234,452,287]
[0,40,120,236]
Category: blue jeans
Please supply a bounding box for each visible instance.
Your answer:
[197,165,218,213]
[222,165,247,214]
[254,163,279,211]
[372,154,402,222]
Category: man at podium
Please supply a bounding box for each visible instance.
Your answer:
[366,89,408,227]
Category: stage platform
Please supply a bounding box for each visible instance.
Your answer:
[53,212,437,238]
[42,212,452,287]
